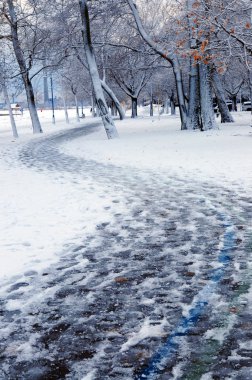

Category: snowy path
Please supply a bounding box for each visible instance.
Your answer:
[0,123,252,380]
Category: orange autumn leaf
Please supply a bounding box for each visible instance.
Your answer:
[193,52,202,61]
[200,39,209,52]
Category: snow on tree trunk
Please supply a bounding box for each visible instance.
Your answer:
[212,68,234,123]
[2,81,18,138]
[79,0,119,139]
[62,94,69,124]
[173,59,187,129]
[101,80,125,120]
[186,61,201,129]
[249,75,252,115]
[186,0,201,130]
[91,95,96,117]
[199,63,217,130]
[7,0,42,134]
[131,97,138,118]
[26,78,43,133]
[164,98,169,114]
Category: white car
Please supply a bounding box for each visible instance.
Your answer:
[242,101,251,111]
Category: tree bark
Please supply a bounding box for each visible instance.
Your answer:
[170,93,176,115]
[164,98,169,114]
[186,61,201,129]
[211,68,234,123]
[2,80,18,138]
[199,63,217,130]
[231,95,237,112]
[6,0,42,134]
[131,97,138,118]
[249,72,252,115]
[186,0,201,130]
[173,58,187,128]
[74,94,80,122]
[62,89,69,124]
[101,80,125,120]
[110,102,115,116]
[91,94,97,117]
[79,0,118,139]
[150,99,154,116]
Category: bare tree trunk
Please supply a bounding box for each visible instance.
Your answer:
[101,80,125,120]
[186,61,201,129]
[79,0,118,139]
[6,0,42,134]
[199,63,217,130]
[110,102,115,116]
[164,98,169,114]
[131,97,138,118]
[173,58,187,128]
[231,96,237,112]
[91,94,96,117]
[62,93,69,124]
[211,68,234,123]
[126,0,187,129]
[150,99,154,116]
[186,0,201,130]
[2,81,18,138]
[170,93,176,115]
[74,94,80,122]
[249,72,252,115]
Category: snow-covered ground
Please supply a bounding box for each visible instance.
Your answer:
[62,109,252,193]
[0,107,251,282]
[0,108,106,282]
[0,107,252,379]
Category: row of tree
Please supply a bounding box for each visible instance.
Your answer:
[0,0,251,138]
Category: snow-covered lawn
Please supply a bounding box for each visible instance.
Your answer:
[62,111,252,192]
[0,109,106,282]
[0,108,251,283]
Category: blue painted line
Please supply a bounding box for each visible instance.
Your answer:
[135,215,236,380]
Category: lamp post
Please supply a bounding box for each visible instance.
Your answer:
[50,76,55,124]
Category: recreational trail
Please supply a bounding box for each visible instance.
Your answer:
[0,122,252,380]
